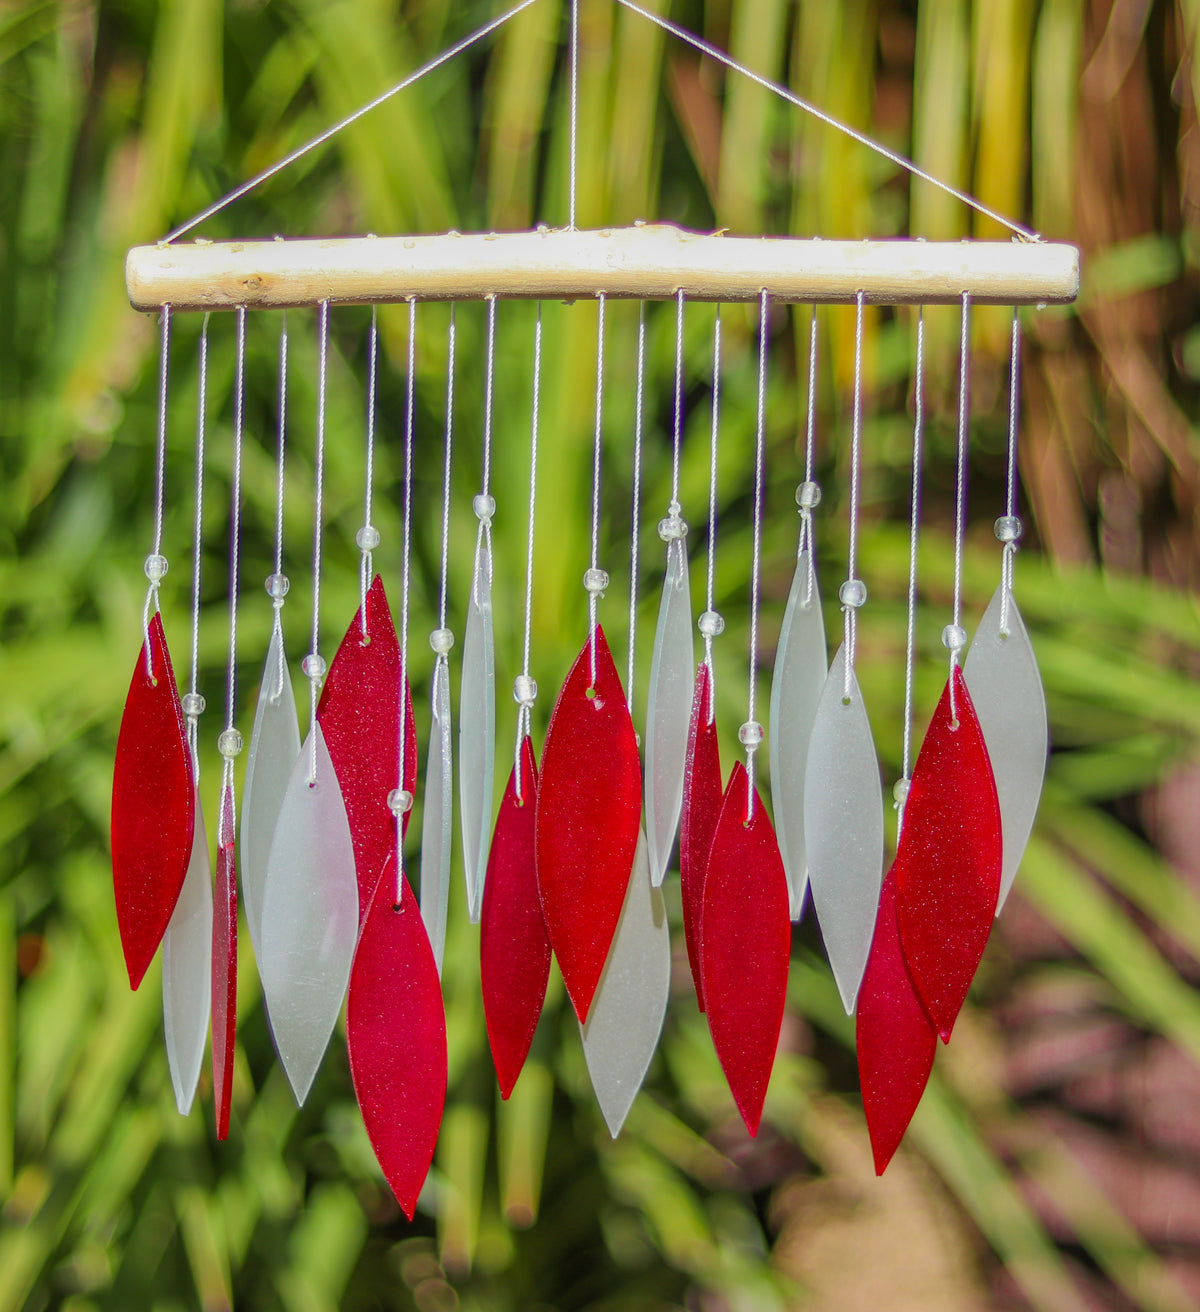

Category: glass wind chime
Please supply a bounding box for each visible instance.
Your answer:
[112,0,1076,1216]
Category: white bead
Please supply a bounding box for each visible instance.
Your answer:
[738,720,763,748]
[217,728,244,759]
[301,653,327,680]
[583,567,609,595]
[181,692,206,717]
[893,778,911,807]
[657,514,688,541]
[265,573,290,600]
[513,674,538,706]
[473,493,496,523]
[994,515,1023,544]
[387,788,413,816]
[942,623,968,652]
[143,553,168,583]
[697,610,725,638]
[429,627,454,655]
[796,481,822,510]
[356,525,380,551]
[839,578,867,609]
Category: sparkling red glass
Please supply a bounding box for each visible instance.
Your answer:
[680,662,722,1012]
[211,780,237,1141]
[111,614,194,990]
[536,625,642,1023]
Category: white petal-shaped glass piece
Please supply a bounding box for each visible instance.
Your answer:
[241,622,301,962]
[644,537,694,887]
[768,548,828,920]
[804,645,884,1015]
[459,540,495,924]
[420,656,453,973]
[260,722,359,1105]
[580,829,670,1137]
[162,787,213,1115]
[963,583,1048,914]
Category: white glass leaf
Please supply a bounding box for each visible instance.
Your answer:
[420,656,453,973]
[459,540,495,924]
[644,537,694,887]
[260,722,359,1105]
[963,583,1048,914]
[804,645,884,1015]
[162,787,213,1115]
[768,548,828,920]
[580,829,670,1137]
[241,622,301,963]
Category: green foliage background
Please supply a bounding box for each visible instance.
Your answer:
[3,0,1200,1308]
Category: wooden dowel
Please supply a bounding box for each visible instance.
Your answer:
[126,224,1079,312]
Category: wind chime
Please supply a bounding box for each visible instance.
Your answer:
[112,0,1077,1216]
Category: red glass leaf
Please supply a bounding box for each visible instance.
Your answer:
[680,662,723,1012]
[111,614,195,989]
[894,666,1002,1041]
[211,780,237,1141]
[536,625,642,1023]
[347,855,447,1220]
[856,868,937,1174]
[481,737,550,1098]
[700,762,790,1135]
[318,576,418,922]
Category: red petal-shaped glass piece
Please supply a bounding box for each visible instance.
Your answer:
[347,855,447,1220]
[318,576,418,922]
[700,762,790,1135]
[111,614,194,989]
[481,737,550,1099]
[856,868,937,1174]
[894,665,1002,1041]
[211,779,237,1141]
[680,662,723,1012]
[536,625,642,1023]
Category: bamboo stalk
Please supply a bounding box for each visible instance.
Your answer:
[126,224,1078,312]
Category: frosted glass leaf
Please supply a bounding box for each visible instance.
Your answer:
[581,830,670,1136]
[260,722,359,1105]
[963,584,1048,913]
[211,780,237,1141]
[804,645,885,1015]
[420,656,453,973]
[644,537,694,887]
[162,785,212,1116]
[769,548,828,921]
[459,540,495,924]
[240,622,301,964]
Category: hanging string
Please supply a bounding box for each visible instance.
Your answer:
[898,307,926,822]
[743,290,770,820]
[218,306,248,829]
[629,303,648,712]
[670,289,685,515]
[393,297,418,901]
[999,308,1023,635]
[183,314,211,765]
[473,297,497,595]
[143,305,172,680]
[799,305,821,606]
[358,306,380,639]
[514,304,543,801]
[439,305,457,632]
[568,0,579,230]
[586,293,608,685]
[267,314,291,700]
[947,292,971,724]
[700,307,723,696]
[842,291,867,701]
[305,301,331,784]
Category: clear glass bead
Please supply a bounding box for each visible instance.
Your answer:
[583,567,609,595]
[513,674,538,706]
[265,572,290,599]
[356,524,380,551]
[217,728,244,759]
[994,515,1023,544]
[893,778,911,807]
[181,692,206,717]
[942,623,968,652]
[143,553,168,583]
[738,720,764,749]
[387,788,413,816]
[796,480,822,510]
[301,653,327,680]
[697,610,725,638]
[657,514,688,541]
[839,578,867,609]
[473,493,496,523]
[429,627,454,654]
